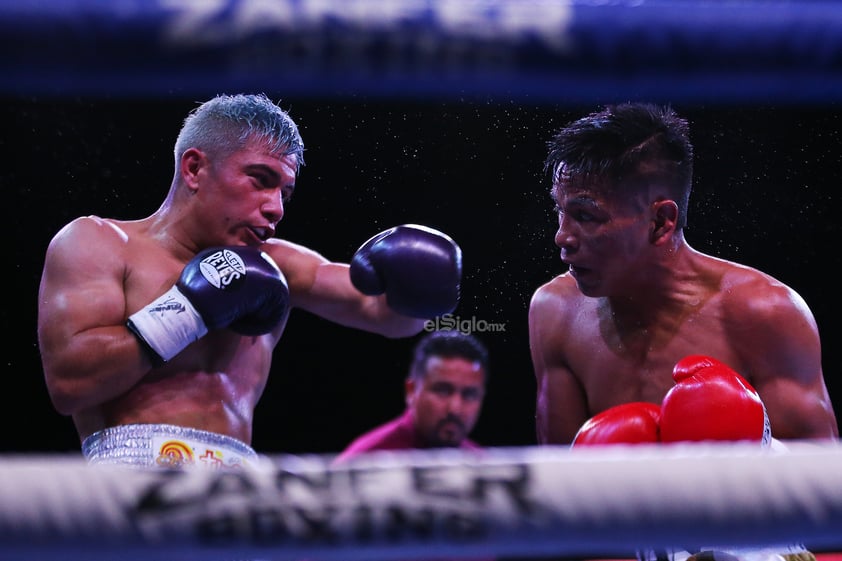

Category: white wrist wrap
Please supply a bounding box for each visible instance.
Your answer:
[127,285,208,362]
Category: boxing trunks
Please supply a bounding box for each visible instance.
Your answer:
[82,423,259,470]
[638,545,816,561]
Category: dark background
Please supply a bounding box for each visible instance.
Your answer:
[5,95,842,455]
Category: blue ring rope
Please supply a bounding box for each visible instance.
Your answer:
[3,0,842,103]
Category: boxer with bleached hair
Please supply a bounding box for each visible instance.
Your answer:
[38,93,463,470]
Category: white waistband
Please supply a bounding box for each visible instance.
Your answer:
[81,423,258,470]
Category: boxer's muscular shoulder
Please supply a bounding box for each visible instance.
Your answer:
[718,263,810,324]
[46,216,136,276]
[530,273,582,311]
[56,216,171,263]
[530,274,591,330]
[530,275,591,360]
[50,215,125,247]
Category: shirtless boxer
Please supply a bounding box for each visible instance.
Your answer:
[37,93,462,469]
[528,103,838,560]
[529,102,837,445]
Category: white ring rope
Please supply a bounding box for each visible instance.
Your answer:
[0,442,840,561]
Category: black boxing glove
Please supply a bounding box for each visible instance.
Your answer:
[350,224,462,319]
[127,246,289,363]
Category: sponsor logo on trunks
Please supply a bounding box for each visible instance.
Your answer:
[156,440,195,468]
[199,249,247,290]
[155,439,247,470]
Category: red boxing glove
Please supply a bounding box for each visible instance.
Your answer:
[660,355,771,446]
[572,402,661,446]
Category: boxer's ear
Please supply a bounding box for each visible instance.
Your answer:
[180,147,207,192]
[650,199,678,245]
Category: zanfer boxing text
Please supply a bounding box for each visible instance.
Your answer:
[131,461,540,546]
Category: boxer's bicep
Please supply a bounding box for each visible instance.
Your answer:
[38,217,134,413]
[535,362,588,445]
[529,287,587,445]
[39,218,127,342]
[263,240,348,312]
[264,239,424,336]
[723,280,836,439]
[309,262,425,336]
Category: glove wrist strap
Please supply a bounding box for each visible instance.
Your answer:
[126,285,208,362]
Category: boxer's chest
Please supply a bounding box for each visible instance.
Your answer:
[570,302,739,408]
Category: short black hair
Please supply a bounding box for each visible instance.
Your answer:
[545,102,694,229]
[408,330,489,381]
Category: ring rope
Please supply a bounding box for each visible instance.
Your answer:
[0,442,840,561]
[3,0,842,102]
